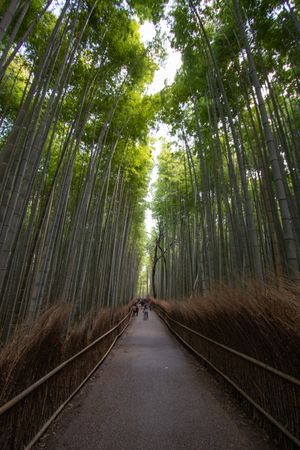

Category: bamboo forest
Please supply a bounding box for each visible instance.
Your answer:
[0,1,300,449]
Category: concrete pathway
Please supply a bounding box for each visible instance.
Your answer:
[38,311,272,450]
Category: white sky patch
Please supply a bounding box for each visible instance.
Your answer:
[48,0,63,16]
[139,21,157,43]
[140,20,182,95]
[139,19,182,235]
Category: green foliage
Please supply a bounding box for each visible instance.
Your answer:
[152,143,189,221]
[0,0,168,313]
[0,56,29,121]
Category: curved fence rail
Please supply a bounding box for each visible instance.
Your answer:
[157,307,300,450]
[0,311,132,449]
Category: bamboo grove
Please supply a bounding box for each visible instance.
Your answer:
[151,0,300,299]
[0,0,167,342]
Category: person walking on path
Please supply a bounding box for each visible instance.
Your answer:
[132,303,139,317]
[143,304,149,320]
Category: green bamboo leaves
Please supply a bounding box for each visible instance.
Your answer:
[0,0,161,340]
[151,0,300,299]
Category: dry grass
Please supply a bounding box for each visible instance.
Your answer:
[0,303,70,404]
[153,277,300,448]
[0,302,131,449]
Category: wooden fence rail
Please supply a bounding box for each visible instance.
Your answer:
[157,306,300,450]
[0,311,132,449]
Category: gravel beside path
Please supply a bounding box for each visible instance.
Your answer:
[38,310,273,450]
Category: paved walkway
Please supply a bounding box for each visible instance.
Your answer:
[39,311,272,450]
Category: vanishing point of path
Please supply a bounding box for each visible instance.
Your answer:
[38,311,273,450]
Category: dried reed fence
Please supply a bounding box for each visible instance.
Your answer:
[0,303,131,449]
[153,278,300,449]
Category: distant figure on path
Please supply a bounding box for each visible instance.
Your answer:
[132,303,139,317]
[143,304,149,320]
